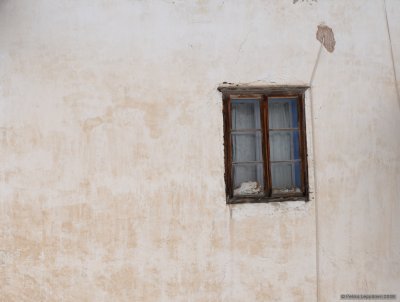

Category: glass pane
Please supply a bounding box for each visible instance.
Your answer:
[268,98,298,129]
[232,132,263,162]
[271,162,292,189]
[293,131,300,160]
[294,161,301,189]
[269,130,300,161]
[233,164,264,196]
[271,162,302,193]
[231,99,261,130]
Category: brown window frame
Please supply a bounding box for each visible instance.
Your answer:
[220,85,309,204]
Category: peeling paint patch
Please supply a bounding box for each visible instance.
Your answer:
[316,24,336,53]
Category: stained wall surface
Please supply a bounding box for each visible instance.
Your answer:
[1,1,399,301]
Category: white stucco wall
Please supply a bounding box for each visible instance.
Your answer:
[1,1,399,301]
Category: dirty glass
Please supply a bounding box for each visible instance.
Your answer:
[231,99,263,196]
[268,98,301,193]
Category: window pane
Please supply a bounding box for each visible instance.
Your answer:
[271,162,301,193]
[231,99,261,130]
[268,98,298,129]
[232,132,263,162]
[233,164,264,196]
[269,130,300,161]
[294,161,301,189]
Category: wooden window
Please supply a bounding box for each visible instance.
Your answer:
[220,86,309,203]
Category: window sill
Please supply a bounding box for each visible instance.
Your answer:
[227,194,308,204]
[227,199,310,219]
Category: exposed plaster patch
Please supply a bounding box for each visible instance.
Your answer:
[316,24,336,53]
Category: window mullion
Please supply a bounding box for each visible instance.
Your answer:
[298,95,307,195]
[262,95,272,197]
[224,95,233,198]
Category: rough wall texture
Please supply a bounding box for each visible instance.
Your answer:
[0,0,399,301]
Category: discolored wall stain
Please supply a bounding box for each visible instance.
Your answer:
[1,1,399,302]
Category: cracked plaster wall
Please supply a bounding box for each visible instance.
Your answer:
[0,0,399,301]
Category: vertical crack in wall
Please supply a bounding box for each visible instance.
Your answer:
[309,23,336,302]
[383,0,400,108]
